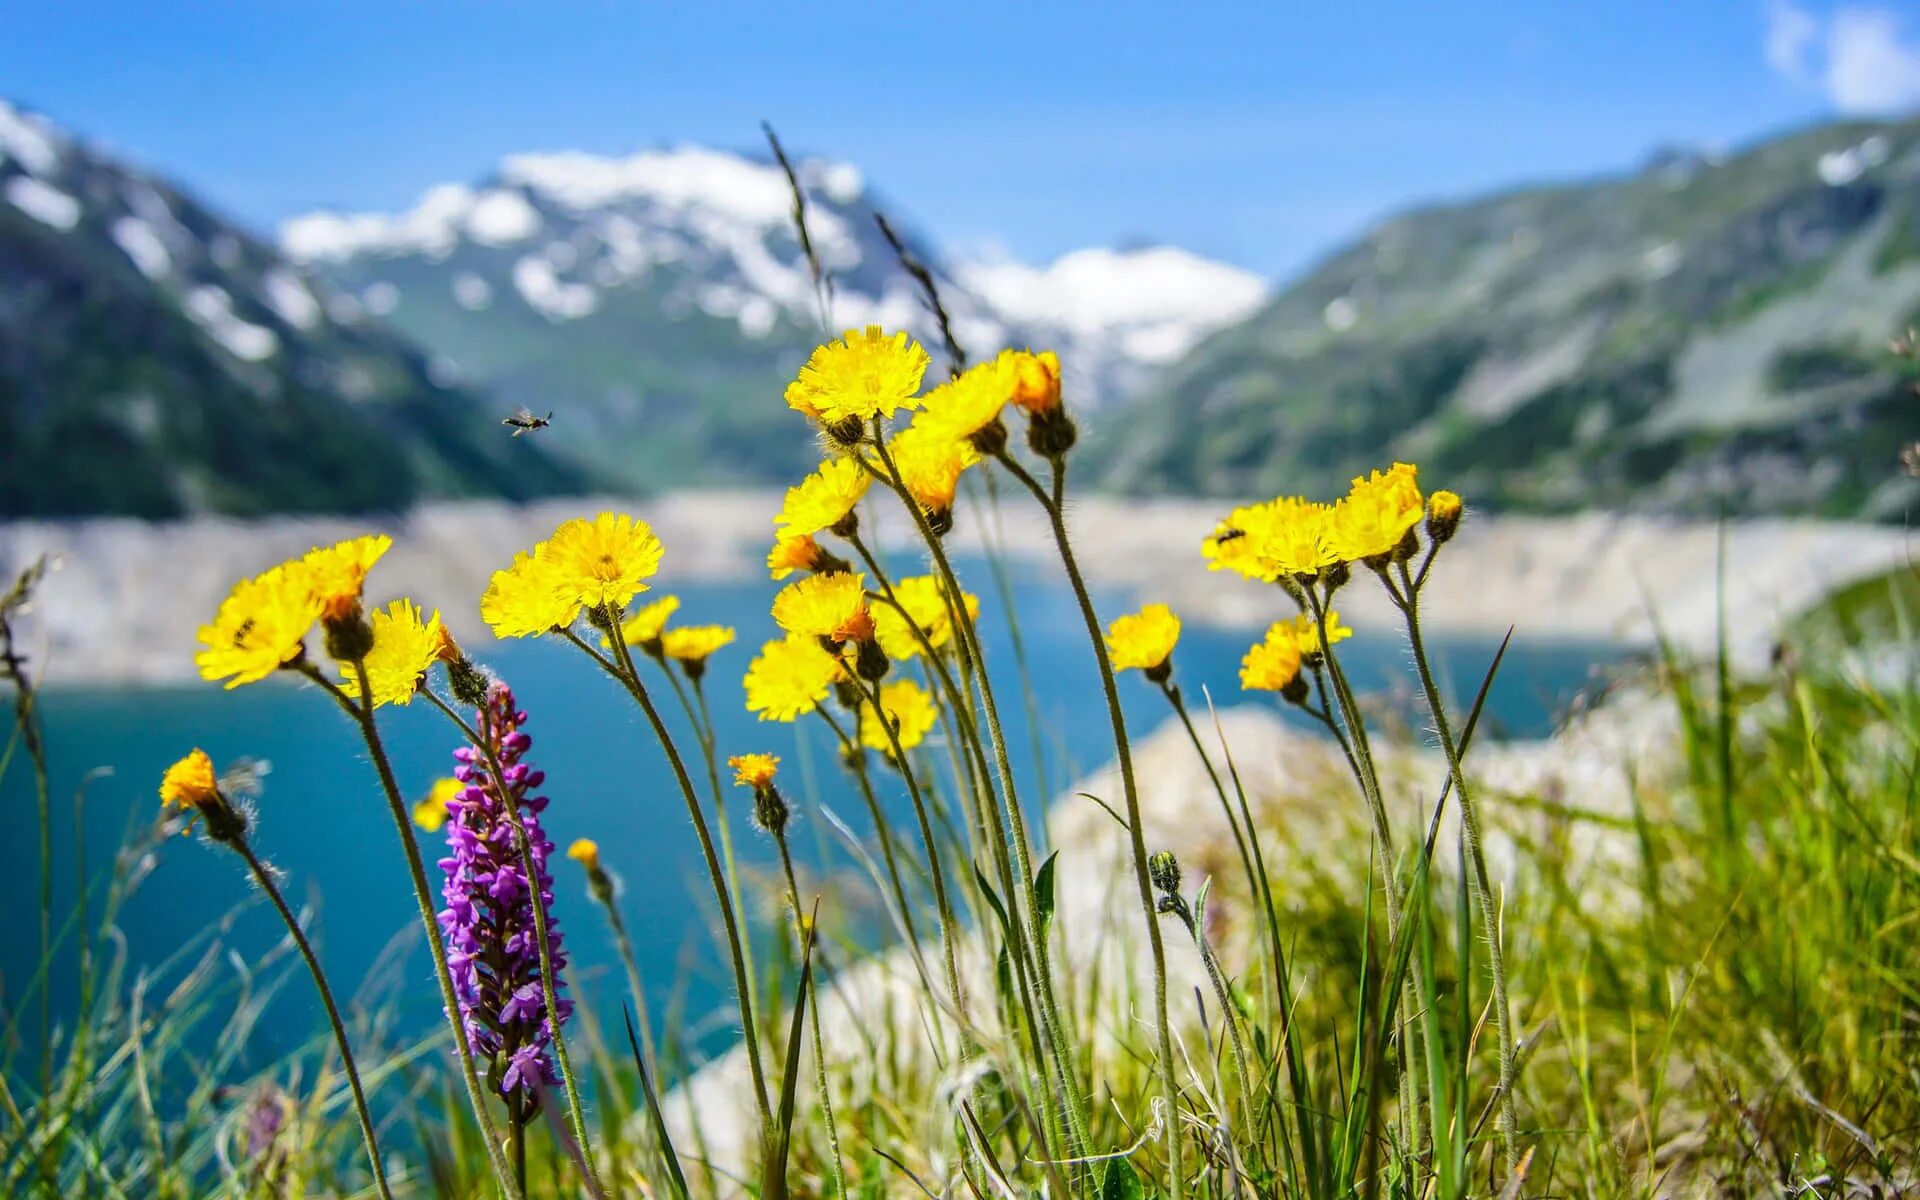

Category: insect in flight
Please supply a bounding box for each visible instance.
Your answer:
[502,407,554,436]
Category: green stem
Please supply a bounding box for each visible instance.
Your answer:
[851,672,972,1036]
[813,708,933,986]
[999,449,1185,1197]
[864,436,1085,1160]
[1393,564,1520,1171]
[1173,902,1253,1131]
[310,664,520,1198]
[676,670,762,1023]
[425,691,606,1198]
[565,625,774,1132]
[773,833,848,1198]
[228,836,392,1199]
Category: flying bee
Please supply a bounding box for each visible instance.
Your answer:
[502,407,554,436]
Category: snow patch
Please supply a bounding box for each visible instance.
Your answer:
[452,272,493,310]
[467,189,541,245]
[111,216,172,279]
[502,146,795,222]
[513,256,598,320]
[1816,134,1891,186]
[956,246,1267,364]
[263,269,322,330]
[4,175,81,230]
[184,285,279,361]
[281,183,538,262]
[1323,296,1359,333]
[0,102,61,174]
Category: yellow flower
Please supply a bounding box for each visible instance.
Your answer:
[921,352,1016,441]
[543,513,665,613]
[1327,463,1424,564]
[784,325,930,425]
[341,599,444,707]
[889,422,979,522]
[729,753,780,790]
[775,458,870,540]
[481,550,576,639]
[413,777,462,833]
[159,748,218,810]
[566,838,601,871]
[662,625,736,664]
[1240,625,1304,693]
[767,533,825,580]
[1106,603,1181,675]
[744,634,844,722]
[772,571,874,645]
[1306,610,1353,651]
[1427,489,1464,543]
[1202,500,1278,581]
[859,679,938,753]
[195,563,321,688]
[872,574,977,662]
[1009,349,1062,414]
[300,534,391,621]
[617,594,681,648]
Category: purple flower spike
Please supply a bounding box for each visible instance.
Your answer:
[436,680,573,1104]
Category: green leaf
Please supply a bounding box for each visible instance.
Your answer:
[1035,851,1061,939]
[1097,1158,1146,1200]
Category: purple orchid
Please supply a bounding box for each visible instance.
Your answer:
[435,680,573,1103]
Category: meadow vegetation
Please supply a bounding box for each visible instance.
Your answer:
[3,192,1918,1200]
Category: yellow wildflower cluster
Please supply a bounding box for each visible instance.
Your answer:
[1106,603,1182,677]
[858,679,938,754]
[872,575,978,662]
[1204,462,1447,584]
[743,634,845,722]
[483,512,665,638]
[342,599,449,707]
[728,752,780,791]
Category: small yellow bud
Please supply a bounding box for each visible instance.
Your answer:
[567,838,601,873]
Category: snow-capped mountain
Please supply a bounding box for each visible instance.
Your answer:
[280,145,1267,487]
[0,100,584,517]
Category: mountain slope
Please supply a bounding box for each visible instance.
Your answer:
[282,148,1266,488]
[0,101,587,519]
[1093,117,1920,521]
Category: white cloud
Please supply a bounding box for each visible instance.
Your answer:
[1828,8,1920,112]
[1764,3,1920,114]
[1766,1,1820,79]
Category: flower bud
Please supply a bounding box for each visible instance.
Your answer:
[1426,490,1463,544]
[752,785,791,838]
[854,638,890,682]
[446,655,492,708]
[824,415,866,448]
[323,608,376,664]
[1148,849,1181,898]
[1026,407,1078,459]
[965,418,1009,458]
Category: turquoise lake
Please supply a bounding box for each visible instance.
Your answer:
[1,561,1625,1063]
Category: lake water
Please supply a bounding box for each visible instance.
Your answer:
[1,559,1624,1064]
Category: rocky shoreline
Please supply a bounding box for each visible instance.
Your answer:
[0,492,1910,685]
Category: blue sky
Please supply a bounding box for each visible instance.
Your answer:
[3,2,1917,279]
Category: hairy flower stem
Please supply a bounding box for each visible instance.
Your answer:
[813,709,934,987]
[1166,898,1253,1132]
[999,449,1185,1197]
[846,535,1012,899]
[852,673,972,1038]
[1160,684,1300,1144]
[566,625,774,1132]
[865,433,1087,1160]
[771,832,848,1198]
[227,836,392,1199]
[1305,589,1403,936]
[1392,564,1519,1171]
[671,671,761,1028]
[308,665,520,1198]
[426,691,606,1198]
